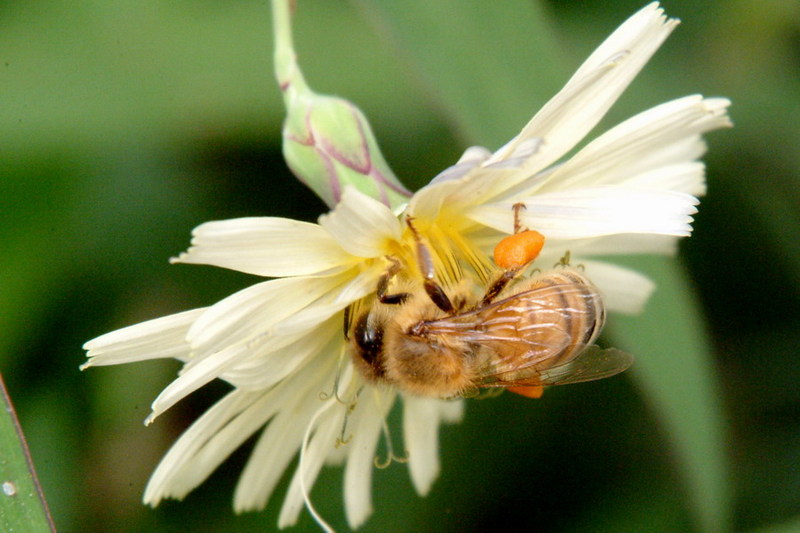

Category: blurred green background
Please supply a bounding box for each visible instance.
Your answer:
[1,0,798,531]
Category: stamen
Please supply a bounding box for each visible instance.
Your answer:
[335,401,358,448]
[446,228,494,284]
[554,251,584,270]
[373,416,408,469]
[318,353,359,405]
[427,225,463,285]
[555,251,572,268]
[512,202,527,234]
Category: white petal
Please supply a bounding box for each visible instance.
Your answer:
[233,354,340,512]
[82,308,204,368]
[221,317,341,390]
[402,395,461,496]
[628,135,708,175]
[233,409,306,512]
[622,161,707,196]
[534,95,730,194]
[407,178,465,222]
[144,388,265,504]
[153,389,276,490]
[171,217,354,277]
[485,3,679,186]
[186,275,343,357]
[470,187,698,239]
[318,187,402,258]
[148,272,364,420]
[274,267,379,336]
[278,401,346,528]
[456,146,493,165]
[547,234,679,257]
[582,260,656,314]
[427,146,492,185]
[147,342,251,423]
[343,387,395,529]
[146,345,338,509]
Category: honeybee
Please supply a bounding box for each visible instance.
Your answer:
[346,210,633,399]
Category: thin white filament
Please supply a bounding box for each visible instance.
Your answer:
[373,387,406,468]
[300,403,337,533]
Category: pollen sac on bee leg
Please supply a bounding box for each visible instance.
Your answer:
[507,385,545,399]
[493,230,545,270]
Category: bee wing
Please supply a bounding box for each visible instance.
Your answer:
[424,280,602,376]
[537,345,634,386]
[478,345,633,389]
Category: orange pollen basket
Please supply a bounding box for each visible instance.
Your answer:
[493,230,546,269]
[507,385,545,399]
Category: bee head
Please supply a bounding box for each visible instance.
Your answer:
[351,311,386,379]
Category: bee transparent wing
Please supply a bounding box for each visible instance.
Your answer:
[424,279,604,380]
[479,345,633,389]
[537,345,634,386]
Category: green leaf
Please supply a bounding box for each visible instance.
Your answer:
[749,515,800,533]
[352,0,566,148]
[608,256,730,533]
[0,375,55,532]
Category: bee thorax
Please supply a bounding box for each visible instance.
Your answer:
[382,324,477,398]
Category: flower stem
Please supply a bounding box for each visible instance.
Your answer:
[272,0,310,99]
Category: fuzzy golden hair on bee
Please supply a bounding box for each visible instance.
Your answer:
[379,285,483,398]
[347,210,631,400]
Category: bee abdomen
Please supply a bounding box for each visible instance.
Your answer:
[492,270,605,369]
[547,270,605,364]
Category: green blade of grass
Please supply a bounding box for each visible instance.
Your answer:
[608,256,730,533]
[750,515,800,533]
[0,375,55,532]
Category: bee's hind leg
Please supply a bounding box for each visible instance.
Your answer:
[482,203,546,305]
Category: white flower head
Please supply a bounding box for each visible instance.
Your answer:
[82,3,730,531]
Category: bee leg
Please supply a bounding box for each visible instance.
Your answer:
[480,269,519,306]
[484,204,546,304]
[377,256,410,305]
[346,256,408,341]
[406,216,454,313]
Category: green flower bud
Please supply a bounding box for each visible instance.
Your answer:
[272,0,411,209]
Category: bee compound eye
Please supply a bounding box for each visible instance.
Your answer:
[353,313,383,366]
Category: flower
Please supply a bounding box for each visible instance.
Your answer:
[82,2,730,531]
